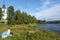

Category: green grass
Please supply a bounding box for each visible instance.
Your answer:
[0,23,60,40]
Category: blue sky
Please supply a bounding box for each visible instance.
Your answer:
[0,0,60,21]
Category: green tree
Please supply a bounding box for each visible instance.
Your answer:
[21,12,28,24]
[31,16,37,23]
[27,15,32,24]
[7,6,14,25]
[7,6,37,24]
[37,20,46,24]
[0,8,2,20]
[15,10,29,24]
[15,9,23,24]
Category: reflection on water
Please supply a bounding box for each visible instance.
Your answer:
[36,24,60,34]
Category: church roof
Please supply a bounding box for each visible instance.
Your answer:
[2,4,6,9]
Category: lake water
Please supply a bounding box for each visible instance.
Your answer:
[36,24,60,34]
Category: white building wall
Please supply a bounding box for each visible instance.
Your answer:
[2,8,7,20]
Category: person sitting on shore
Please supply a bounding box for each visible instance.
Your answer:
[7,28,13,36]
[2,28,13,38]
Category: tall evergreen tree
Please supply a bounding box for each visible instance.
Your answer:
[7,6,37,25]
[0,8,2,20]
[7,6,14,25]
[15,9,23,24]
[27,15,32,24]
[21,12,28,24]
[31,16,37,23]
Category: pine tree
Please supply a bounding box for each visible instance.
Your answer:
[0,8,2,20]
[7,6,14,25]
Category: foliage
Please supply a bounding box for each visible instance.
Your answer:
[37,20,46,24]
[7,6,38,25]
[14,10,22,24]
[7,6,14,25]
[6,6,47,25]
[47,20,60,24]
[0,8,2,20]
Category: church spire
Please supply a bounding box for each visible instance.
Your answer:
[2,4,6,9]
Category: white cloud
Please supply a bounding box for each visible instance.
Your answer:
[36,0,57,11]
[28,0,60,21]
[31,4,60,21]
[37,0,51,10]
[41,0,50,8]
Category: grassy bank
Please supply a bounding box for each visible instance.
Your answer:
[27,23,43,27]
[0,23,60,40]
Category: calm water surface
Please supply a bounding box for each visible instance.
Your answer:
[36,24,60,34]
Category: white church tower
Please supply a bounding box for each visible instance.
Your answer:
[1,4,7,23]
[2,4,7,20]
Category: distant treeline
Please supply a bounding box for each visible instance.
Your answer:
[47,20,60,24]
[0,6,46,25]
